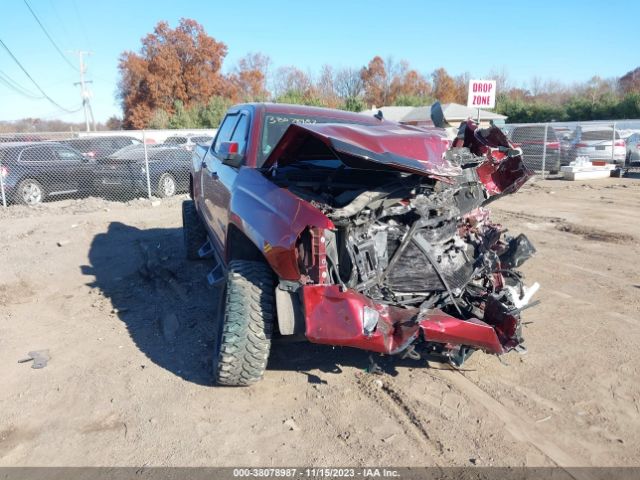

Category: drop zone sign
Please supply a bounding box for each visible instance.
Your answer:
[467,79,496,109]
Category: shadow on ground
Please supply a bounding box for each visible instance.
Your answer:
[81,221,219,386]
[82,222,435,387]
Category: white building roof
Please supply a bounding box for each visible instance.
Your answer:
[358,106,414,122]
[441,103,506,121]
[359,102,506,124]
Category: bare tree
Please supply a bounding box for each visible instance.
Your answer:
[334,67,364,100]
[316,64,340,107]
[271,66,314,98]
[488,67,510,93]
[529,76,543,97]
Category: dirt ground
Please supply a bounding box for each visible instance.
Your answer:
[0,175,639,468]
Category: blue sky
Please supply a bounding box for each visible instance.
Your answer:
[1,0,638,123]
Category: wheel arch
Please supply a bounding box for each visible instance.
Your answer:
[225,222,268,264]
[13,176,47,204]
[16,175,47,192]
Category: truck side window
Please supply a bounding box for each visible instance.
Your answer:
[230,114,249,155]
[213,114,239,155]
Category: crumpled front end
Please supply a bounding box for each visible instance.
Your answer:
[267,120,538,365]
[301,285,512,356]
[299,209,538,364]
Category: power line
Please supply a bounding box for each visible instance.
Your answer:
[0,37,79,113]
[47,0,73,45]
[22,0,78,72]
[0,70,44,99]
[71,0,91,50]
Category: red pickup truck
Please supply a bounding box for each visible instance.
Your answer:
[184,103,537,386]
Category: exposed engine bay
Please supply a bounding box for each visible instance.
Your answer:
[265,117,538,365]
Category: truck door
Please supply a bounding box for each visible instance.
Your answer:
[201,112,249,257]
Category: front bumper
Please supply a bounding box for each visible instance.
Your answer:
[575,149,626,164]
[301,285,518,356]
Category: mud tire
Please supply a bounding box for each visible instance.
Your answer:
[213,260,274,386]
[182,200,207,260]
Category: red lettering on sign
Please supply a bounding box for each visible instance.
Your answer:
[472,95,492,105]
[473,82,494,93]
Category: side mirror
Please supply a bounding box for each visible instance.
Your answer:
[219,141,244,168]
[430,101,446,128]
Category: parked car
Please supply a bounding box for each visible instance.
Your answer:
[0,142,95,205]
[562,126,626,164]
[625,132,640,165]
[95,145,191,198]
[509,125,561,173]
[164,134,214,152]
[61,135,141,161]
[552,126,573,140]
[183,103,537,386]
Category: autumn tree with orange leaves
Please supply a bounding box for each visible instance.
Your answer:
[118,19,231,128]
[360,56,432,107]
[110,17,640,128]
[228,53,271,102]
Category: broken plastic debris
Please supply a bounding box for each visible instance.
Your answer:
[18,350,50,369]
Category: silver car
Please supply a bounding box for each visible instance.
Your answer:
[563,126,626,164]
[164,134,214,152]
[625,133,640,165]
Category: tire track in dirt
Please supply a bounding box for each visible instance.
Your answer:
[492,208,637,244]
[355,373,445,462]
[491,208,564,224]
[545,289,640,328]
[432,367,601,480]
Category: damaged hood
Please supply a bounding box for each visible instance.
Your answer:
[263,123,461,177]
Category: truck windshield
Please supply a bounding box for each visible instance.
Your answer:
[259,113,360,165]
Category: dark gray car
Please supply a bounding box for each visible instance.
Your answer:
[0,142,95,205]
[509,126,561,173]
[61,135,141,161]
[95,145,191,198]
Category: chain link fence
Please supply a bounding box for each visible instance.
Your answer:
[2,120,640,209]
[0,129,216,208]
[500,119,640,178]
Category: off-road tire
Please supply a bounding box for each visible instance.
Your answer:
[213,260,275,386]
[182,200,207,260]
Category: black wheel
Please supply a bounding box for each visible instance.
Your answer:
[16,178,44,205]
[213,260,275,386]
[182,200,207,260]
[157,173,177,198]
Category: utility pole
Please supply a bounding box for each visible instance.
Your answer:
[71,50,95,132]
